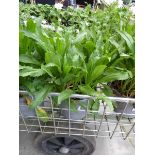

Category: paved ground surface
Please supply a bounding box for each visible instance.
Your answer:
[19,132,135,155]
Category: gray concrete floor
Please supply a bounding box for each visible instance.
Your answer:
[19,132,135,155]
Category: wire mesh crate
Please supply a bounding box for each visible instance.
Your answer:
[19,91,135,140]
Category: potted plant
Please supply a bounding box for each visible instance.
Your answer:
[108,46,135,118]
[19,3,134,122]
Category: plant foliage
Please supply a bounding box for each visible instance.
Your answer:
[19,3,135,113]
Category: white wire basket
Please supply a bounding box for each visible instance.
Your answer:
[19,90,135,140]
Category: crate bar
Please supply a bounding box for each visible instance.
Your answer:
[19,120,135,134]
[19,109,29,133]
[116,116,125,139]
[19,116,134,126]
[19,104,135,117]
[19,91,135,139]
[128,118,135,133]
[94,114,97,135]
[83,100,89,136]
[124,123,135,140]
[119,124,126,139]
[19,104,135,116]
[96,103,106,138]
[19,130,134,139]
[68,98,71,136]
[19,91,135,103]
[50,96,57,135]
[19,123,132,135]
[110,101,129,139]
[105,114,111,137]
[20,130,42,133]
[35,108,43,133]
[28,120,36,132]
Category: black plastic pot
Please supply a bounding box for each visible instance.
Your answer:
[19,97,46,118]
[114,101,135,118]
[20,97,88,121]
[111,88,135,118]
[59,99,88,120]
[19,97,36,117]
[42,97,89,120]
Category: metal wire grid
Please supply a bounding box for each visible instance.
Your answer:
[19,91,135,140]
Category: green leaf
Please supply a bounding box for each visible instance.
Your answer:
[101,70,132,83]
[19,54,40,65]
[109,38,120,49]
[88,65,106,83]
[62,74,76,83]
[56,37,66,55]
[46,63,62,73]
[103,98,114,111]
[63,65,72,75]
[79,85,96,96]
[70,100,78,112]
[90,99,100,111]
[54,78,62,85]
[21,20,54,53]
[36,107,49,122]
[84,40,95,53]
[118,31,134,52]
[29,86,51,109]
[41,63,62,77]
[96,94,114,111]
[101,84,114,96]
[58,89,73,104]
[19,66,46,77]
[27,18,37,32]
[45,52,62,73]
[41,64,53,77]
[73,32,87,43]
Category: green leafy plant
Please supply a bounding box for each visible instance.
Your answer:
[109,56,135,98]
[19,3,135,119]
